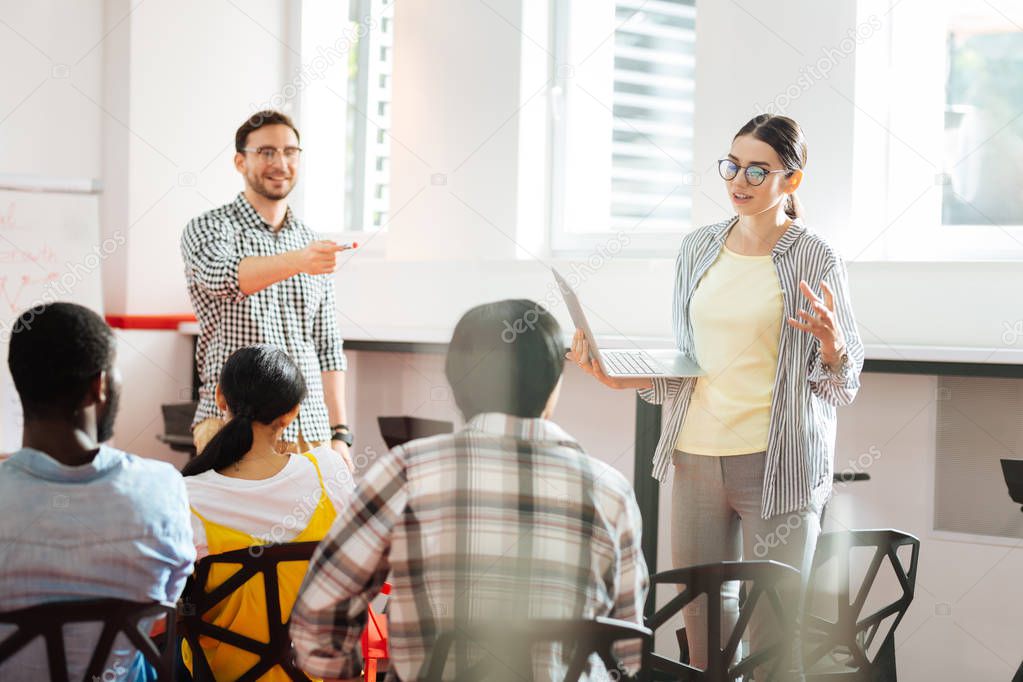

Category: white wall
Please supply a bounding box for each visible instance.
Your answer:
[0,1,103,181]
[112,329,193,466]
[386,0,532,261]
[104,0,294,316]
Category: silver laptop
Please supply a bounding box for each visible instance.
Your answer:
[552,268,703,378]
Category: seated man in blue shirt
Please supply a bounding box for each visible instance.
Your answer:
[0,302,196,681]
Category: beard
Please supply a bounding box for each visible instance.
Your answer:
[96,382,120,443]
[247,169,296,201]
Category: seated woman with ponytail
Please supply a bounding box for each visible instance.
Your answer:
[180,345,354,681]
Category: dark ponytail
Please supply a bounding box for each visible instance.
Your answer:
[182,345,307,477]
[733,114,807,220]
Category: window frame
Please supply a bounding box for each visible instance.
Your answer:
[547,0,698,257]
[858,0,1023,262]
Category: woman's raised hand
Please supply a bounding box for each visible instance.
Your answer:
[565,329,653,390]
[786,279,846,366]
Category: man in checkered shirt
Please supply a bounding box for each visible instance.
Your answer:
[181,110,353,465]
[290,300,649,681]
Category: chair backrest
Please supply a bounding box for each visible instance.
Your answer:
[420,617,651,681]
[377,416,454,450]
[643,560,800,682]
[1001,458,1023,506]
[0,598,176,682]
[802,529,920,676]
[181,541,320,682]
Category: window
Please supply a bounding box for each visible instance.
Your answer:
[345,0,394,231]
[941,4,1023,228]
[551,0,697,253]
[296,1,394,237]
[854,0,1023,260]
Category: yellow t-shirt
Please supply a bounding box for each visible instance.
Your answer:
[676,246,783,456]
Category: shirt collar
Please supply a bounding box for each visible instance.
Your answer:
[464,412,579,447]
[710,215,806,259]
[233,192,298,232]
[4,445,124,483]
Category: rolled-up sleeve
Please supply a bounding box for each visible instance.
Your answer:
[181,216,246,302]
[637,377,686,405]
[807,258,864,407]
[313,275,347,372]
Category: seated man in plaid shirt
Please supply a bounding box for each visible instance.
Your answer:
[290,299,649,681]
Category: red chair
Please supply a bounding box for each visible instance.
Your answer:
[361,583,391,681]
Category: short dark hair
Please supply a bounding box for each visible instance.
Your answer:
[235,110,301,152]
[445,300,564,420]
[7,302,115,417]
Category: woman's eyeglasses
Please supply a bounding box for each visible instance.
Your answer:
[717,158,790,186]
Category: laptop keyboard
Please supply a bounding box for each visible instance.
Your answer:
[603,351,663,376]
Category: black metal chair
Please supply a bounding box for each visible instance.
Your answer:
[180,541,321,682]
[0,598,177,681]
[420,616,651,681]
[643,560,801,682]
[377,415,453,450]
[801,530,920,682]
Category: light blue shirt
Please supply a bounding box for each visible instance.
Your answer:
[0,445,195,681]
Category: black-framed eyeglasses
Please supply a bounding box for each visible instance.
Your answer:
[242,146,303,163]
[717,158,790,186]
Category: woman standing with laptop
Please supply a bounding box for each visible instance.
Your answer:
[568,114,863,676]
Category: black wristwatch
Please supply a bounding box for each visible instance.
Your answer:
[330,424,354,447]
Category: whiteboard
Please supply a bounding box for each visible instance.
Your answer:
[0,188,103,454]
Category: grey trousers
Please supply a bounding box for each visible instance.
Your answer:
[671,451,821,679]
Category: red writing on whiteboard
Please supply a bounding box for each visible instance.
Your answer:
[0,244,57,266]
[0,273,61,314]
[0,203,14,229]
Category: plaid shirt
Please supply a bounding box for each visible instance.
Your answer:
[181,193,346,443]
[290,413,649,681]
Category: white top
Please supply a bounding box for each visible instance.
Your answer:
[184,446,355,560]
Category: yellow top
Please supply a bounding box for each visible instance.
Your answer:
[676,246,783,456]
[182,452,337,681]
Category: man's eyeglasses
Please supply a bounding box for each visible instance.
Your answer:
[242,146,303,164]
[717,158,790,186]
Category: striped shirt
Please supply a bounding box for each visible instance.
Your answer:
[290,413,649,681]
[180,193,347,443]
[639,217,864,518]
